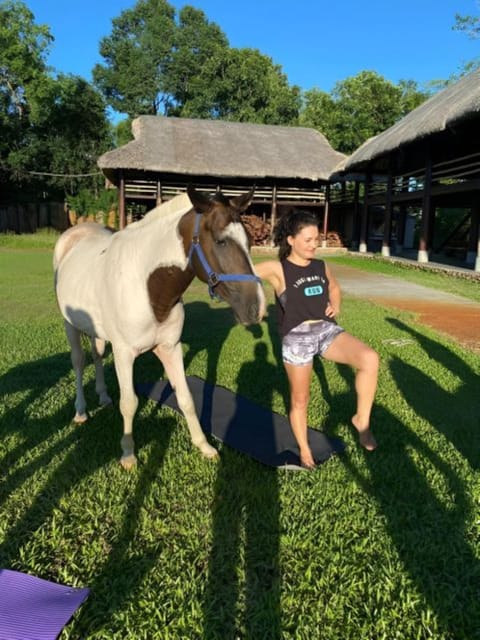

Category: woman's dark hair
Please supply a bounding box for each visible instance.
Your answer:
[273,210,320,261]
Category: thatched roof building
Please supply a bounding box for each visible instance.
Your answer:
[98,115,346,231]
[98,115,346,185]
[332,68,480,268]
[342,67,480,173]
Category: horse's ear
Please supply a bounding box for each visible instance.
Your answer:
[187,184,212,213]
[230,187,255,213]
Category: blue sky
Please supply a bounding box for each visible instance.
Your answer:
[25,0,480,95]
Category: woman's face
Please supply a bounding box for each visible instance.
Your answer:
[287,224,320,260]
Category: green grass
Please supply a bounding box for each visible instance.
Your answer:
[1,244,479,639]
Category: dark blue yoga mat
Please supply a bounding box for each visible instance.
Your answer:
[137,376,344,469]
[0,569,89,640]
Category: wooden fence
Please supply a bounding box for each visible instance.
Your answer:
[0,202,69,233]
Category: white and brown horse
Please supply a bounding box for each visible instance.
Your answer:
[53,186,265,468]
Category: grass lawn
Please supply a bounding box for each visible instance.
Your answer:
[1,235,479,639]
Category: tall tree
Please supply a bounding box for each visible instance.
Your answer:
[0,0,52,118]
[207,48,300,124]
[163,5,229,116]
[452,9,480,76]
[93,0,176,118]
[299,88,337,141]
[93,0,299,125]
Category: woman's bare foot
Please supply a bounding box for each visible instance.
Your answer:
[352,415,377,451]
[299,446,316,469]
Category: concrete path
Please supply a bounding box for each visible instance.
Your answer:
[330,263,480,353]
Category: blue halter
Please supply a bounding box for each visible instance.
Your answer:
[187,212,261,300]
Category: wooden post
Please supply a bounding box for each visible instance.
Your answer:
[359,173,370,253]
[351,180,361,249]
[118,171,126,230]
[467,204,480,271]
[321,184,330,248]
[270,184,277,247]
[156,180,163,205]
[396,204,407,254]
[382,171,393,256]
[418,154,432,263]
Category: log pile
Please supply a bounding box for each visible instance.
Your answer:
[241,214,272,245]
[241,214,346,248]
[318,231,345,248]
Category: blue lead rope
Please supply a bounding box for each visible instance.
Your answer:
[187,212,261,300]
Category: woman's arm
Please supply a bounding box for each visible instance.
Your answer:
[254,260,284,294]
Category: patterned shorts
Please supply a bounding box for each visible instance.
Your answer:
[282,320,345,366]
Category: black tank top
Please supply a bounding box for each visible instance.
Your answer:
[275,258,333,337]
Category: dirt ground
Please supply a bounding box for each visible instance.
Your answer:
[330,264,480,353]
[375,298,480,352]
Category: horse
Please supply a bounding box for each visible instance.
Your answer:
[53,185,266,469]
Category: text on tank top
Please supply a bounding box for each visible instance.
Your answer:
[275,258,334,337]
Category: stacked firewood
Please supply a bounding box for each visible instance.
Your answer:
[241,214,272,246]
[318,231,345,248]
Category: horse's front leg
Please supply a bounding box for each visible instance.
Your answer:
[64,321,88,423]
[154,342,218,459]
[112,345,138,469]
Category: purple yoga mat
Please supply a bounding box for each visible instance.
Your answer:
[0,569,89,640]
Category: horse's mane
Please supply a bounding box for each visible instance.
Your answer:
[125,193,192,231]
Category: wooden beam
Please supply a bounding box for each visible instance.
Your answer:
[321,184,330,248]
[382,171,393,256]
[418,154,432,263]
[119,171,126,229]
[359,173,370,253]
[270,184,277,247]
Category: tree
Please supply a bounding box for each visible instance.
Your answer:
[93,0,300,125]
[93,0,177,118]
[452,9,480,76]
[8,73,112,198]
[398,79,430,116]
[0,0,52,118]
[299,88,337,141]
[162,5,229,117]
[206,48,300,124]
[453,11,480,39]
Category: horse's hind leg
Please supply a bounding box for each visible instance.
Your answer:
[112,346,138,470]
[90,337,112,407]
[64,321,88,423]
[154,342,218,459]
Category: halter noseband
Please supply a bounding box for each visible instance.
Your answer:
[187,212,261,300]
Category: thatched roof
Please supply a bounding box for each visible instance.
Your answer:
[98,115,346,183]
[342,67,480,172]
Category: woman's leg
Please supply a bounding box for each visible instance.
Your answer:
[323,332,379,450]
[284,361,316,467]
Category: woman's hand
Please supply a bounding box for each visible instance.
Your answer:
[325,302,339,318]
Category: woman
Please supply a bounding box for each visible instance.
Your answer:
[255,210,379,468]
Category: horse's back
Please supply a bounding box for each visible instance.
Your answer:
[53,223,113,270]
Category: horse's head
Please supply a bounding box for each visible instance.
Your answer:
[182,185,266,325]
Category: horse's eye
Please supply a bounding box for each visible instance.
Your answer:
[215,239,227,247]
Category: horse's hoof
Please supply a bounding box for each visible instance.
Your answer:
[73,413,88,424]
[120,454,138,470]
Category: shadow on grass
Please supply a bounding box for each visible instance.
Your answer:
[0,352,84,515]
[330,355,480,637]
[387,317,479,469]
[182,303,284,638]
[73,413,176,636]
[202,340,281,639]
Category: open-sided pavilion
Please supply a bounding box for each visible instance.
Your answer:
[98,115,346,238]
[332,67,480,271]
